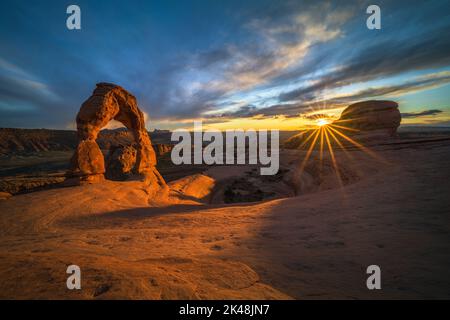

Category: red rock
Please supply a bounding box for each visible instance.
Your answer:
[70,139,105,176]
[0,192,12,200]
[68,83,166,189]
[105,144,137,180]
[284,100,402,149]
[153,143,173,157]
[334,100,401,135]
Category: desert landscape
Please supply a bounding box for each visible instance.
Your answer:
[1,0,450,302]
[1,86,449,299]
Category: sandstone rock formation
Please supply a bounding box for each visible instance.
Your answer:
[105,144,137,181]
[153,143,173,157]
[0,192,12,200]
[333,100,401,135]
[69,83,167,192]
[284,100,401,149]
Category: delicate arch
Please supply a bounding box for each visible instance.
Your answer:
[69,83,165,188]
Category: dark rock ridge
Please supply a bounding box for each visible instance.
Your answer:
[0,128,172,156]
[0,129,77,155]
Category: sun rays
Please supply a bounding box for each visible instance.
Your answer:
[296,118,386,191]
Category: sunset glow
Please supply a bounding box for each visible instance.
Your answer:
[316,118,331,127]
[296,118,387,189]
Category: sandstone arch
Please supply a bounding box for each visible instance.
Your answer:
[69,83,166,190]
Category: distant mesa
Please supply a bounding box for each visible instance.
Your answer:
[284,100,402,149]
[0,127,173,156]
[0,128,78,155]
[67,83,167,194]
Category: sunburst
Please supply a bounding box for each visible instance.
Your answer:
[296,117,386,190]
[316,118,330,127]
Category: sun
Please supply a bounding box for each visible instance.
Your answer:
[316,118,330,127]
[295,112,386,194]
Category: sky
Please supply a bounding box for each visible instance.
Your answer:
[1,0,450,130]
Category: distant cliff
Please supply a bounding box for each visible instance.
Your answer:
[0,128,173,156]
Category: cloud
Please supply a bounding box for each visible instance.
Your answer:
[145,3,353,120]
[150,1,450,123]
[278,23,450,103]
[0,58,60,105]
[326,71,450,104]
[0,57,65,129]
[215,103,308,119]
[401,109,443,118]
[2,1,450,129]
[219,6,351,90]
[211,70,450,120]
[302,113,333,120]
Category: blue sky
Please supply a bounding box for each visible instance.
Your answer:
[1,0,450,129]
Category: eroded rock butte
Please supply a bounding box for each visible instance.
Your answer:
[333,100,401,136]
[68,83,167,192]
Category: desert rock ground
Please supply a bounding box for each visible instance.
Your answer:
[0,133,449,299]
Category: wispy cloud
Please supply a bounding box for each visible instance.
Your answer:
[401,109,443,118]
[0,57,61,115]
[210,71,450,120]
[146,3,353,121]
[278,23,450,103]
[326,71,450,104]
